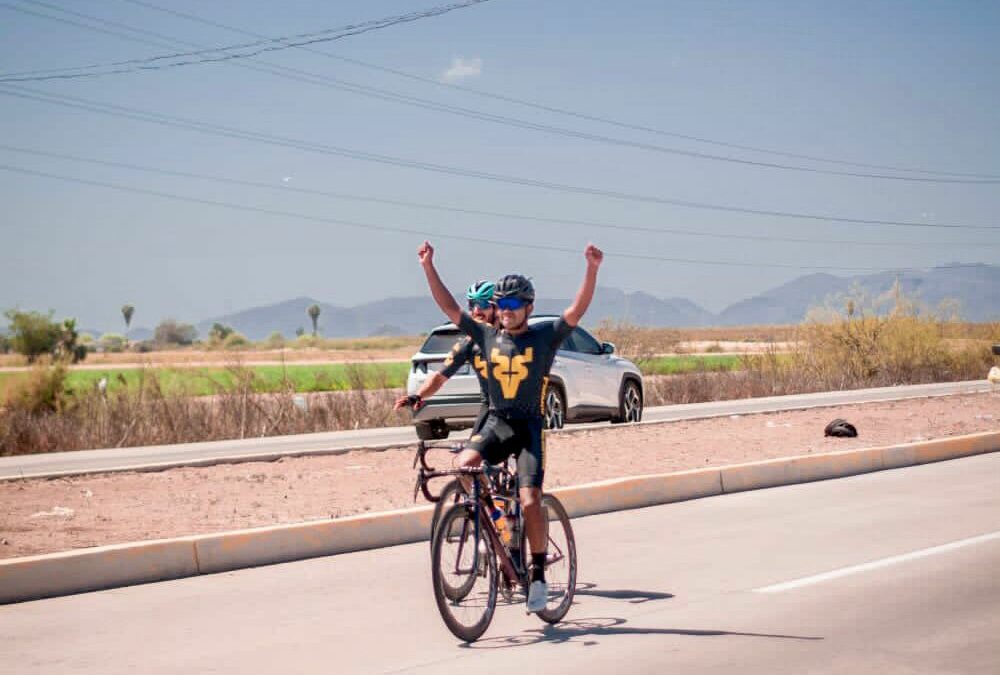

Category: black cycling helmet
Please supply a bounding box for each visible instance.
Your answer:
[494,274,535,302]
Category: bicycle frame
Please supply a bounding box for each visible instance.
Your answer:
[418,441,577,639]
[415,441,569,594]
[414,442,522,589]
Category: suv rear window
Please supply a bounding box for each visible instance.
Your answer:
[419,330,463,355]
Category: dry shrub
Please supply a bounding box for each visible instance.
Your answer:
[593,320,678,363]
[2,361,71,414]
[0,365,409,456]
[644,304,996,407]
[790,294,996,388]
[643,348,799,406]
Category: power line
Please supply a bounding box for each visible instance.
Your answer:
[4,143,997,249]
[3,162,971,274]
[6,1,997,185]
[121,0,1000,182]
[0,0,494,81]
[4,85,997,231]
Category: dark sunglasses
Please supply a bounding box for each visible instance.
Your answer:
[468,299,494,311]
[496,297,527,311]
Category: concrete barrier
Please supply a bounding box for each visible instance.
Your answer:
[0,538,199,604]
[2,430,998,604]
[719,446,885,494]
[912,431,998,464]
[193,506,434,575]
[552,467,723,518]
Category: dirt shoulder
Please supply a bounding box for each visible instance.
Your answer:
[1,393,996,559]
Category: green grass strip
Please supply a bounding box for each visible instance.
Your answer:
[637,354,742,375]
[0,362,410,401]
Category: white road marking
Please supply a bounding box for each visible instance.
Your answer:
[753,531,1000,593]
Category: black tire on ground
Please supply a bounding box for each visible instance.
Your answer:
[536,494,577,625]
[416,419,450,440]
[431,503,498,642]
[611,379,643,424]
[543,385,566,430]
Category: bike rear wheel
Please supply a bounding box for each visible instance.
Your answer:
[535,494,577,624]
[431,503,497,642]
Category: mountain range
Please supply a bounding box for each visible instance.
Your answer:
[119,264,998,341]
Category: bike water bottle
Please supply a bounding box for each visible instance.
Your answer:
[492,499,512,545]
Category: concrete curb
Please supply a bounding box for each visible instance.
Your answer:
[193,505,434,575]
[2,430,997,604]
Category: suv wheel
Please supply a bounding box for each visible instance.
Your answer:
[544,386,566,430]
[415,420,450,440]
[612,380,643,424]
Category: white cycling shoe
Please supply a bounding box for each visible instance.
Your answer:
[527,580,548,612]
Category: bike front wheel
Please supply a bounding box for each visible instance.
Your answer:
[431,503,497,642]
[429,478,462,553]
[535,494,577,624]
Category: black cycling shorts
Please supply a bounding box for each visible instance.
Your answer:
[466,413,546,489]
[471,403,489,435]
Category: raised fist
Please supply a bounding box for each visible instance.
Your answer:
[417,240,435,266]
[584,243,604,267]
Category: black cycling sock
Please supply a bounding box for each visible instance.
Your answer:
[530,552,547,582]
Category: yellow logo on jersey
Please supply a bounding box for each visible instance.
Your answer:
[490,347,534,399]
[472,355,490,380]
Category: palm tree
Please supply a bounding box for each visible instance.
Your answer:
[307,304,321,336]
[121,304,135,341]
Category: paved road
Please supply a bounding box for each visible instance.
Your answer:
[4,453,997,674]
[1,380,990,480]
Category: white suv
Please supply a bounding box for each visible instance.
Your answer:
[407,315,644,440]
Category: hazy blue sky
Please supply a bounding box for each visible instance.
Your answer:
[2,0,999,332]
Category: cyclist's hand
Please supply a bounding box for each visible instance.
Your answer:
[584,243,604,267]
[417,240,435,266]
[396,394,425,412]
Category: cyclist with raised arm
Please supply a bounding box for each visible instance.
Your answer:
[417,239,603,612]
[394,280,496,438]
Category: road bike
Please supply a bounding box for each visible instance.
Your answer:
[414,440,577,642]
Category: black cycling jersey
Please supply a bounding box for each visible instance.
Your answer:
[439,335,489,403]
[457,311,573,420]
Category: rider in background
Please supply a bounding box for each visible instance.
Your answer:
[417,240,603,612]
[395,280,496,438]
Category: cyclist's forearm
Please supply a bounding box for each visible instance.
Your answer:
[422,261,462,324]
[418,372,448,399]
[563,262,599,326]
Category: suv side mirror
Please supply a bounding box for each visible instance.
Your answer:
[601,342,615,355]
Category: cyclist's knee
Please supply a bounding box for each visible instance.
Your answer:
[455,449,482,468]
[520,486,542,510]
